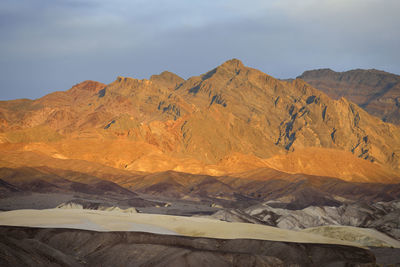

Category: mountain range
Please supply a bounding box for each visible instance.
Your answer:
[1,59,399,182]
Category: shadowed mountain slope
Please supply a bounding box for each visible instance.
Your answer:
[298,68,400,124]
[0,166,137,198]
[1,150,399,210]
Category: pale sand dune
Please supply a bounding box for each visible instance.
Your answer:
[302,225,400,248]
[0,209,363,248]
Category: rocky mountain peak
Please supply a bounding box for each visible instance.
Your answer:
[69,80,106,93]
[150,71,184,90]
[299,68,335,79]
[199,59,245,81]
[220,58,244,68]
[104,76,153,96]
[217,58,245,74]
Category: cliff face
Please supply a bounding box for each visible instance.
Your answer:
[298,68,400,124]
[0,59,399,179]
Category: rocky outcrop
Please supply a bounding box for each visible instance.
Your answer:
[57,199,138,213]
[241,200,400,240]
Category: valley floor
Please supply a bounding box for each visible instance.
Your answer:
[1,193,400,266]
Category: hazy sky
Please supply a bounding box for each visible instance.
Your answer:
[1,0,399,100]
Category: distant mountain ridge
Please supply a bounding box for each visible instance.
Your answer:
[0,59,399,182]
[298,68,400,124]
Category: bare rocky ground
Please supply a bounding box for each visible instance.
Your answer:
[212,200,400,242]
[370,247,400,266]
[1,192,400,265]
[0,226,375,267]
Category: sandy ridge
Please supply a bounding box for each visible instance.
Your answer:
[0,208,364,248]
